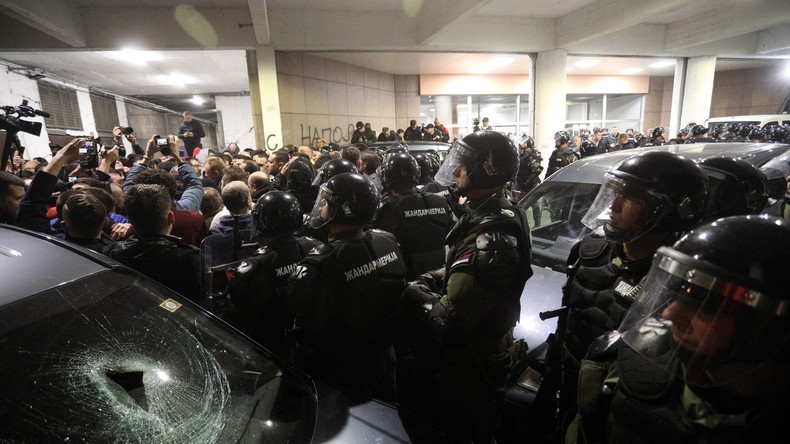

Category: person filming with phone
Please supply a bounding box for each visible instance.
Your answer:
[178,111,204,157]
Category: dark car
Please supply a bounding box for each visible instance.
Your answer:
[0,225,436,443]
[367,141,451,162]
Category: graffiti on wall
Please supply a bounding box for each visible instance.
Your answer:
[265,134,279,151]
[300,124,355,146]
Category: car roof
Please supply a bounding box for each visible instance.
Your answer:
[706,114,790,122]
[545,142,790,184]
[0,225,113,305]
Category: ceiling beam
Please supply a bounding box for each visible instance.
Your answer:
[555,0,687,48]
[665,0,790,51]
[0,0,86,47]
[247,0,271,45]
[417,0,492,45]
[757,24,790,54]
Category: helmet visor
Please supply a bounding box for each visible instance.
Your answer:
[619,246,790,387]
[434,139,475,187]
[581,172,670,243]
[307,184,337,229]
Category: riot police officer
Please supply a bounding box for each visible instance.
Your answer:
[699,157,769,222]
[685,124,717,144]
[225,191,322,359]
[546,131,579,176]
[513,134,544,200]
[288,172,406,400]
[375,153,452,280]
[569,215,790,443]
[548,151,709,438]
[403,131,533,443]
[643,126,667,146]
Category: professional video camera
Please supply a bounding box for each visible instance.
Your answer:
[0,100,50,171]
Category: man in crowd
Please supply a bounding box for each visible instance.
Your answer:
[106,184,201,302]
[177,111,205,157]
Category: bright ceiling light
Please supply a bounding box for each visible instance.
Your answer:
[566,67,574,72]
[103,48,163,65]
[191,95,205,105]
[154,73,196,86]
[619,68,645,75]
[648,60,676,68]
[573,59,600,67]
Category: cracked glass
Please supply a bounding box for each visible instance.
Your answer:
[0,268,316,443]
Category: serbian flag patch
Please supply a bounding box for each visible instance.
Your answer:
[451,253,473,268]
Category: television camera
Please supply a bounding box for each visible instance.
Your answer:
[0,100,49,171]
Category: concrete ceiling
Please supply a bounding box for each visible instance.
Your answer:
[0,0,788,115]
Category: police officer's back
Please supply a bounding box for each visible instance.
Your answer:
[375,153,452,280]
[225,191,321,359]
[403,131,533,443]
[288,173,406,399]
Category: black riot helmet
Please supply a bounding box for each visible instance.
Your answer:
[699,157,769,220]
[288,157,315,190]
[517,134,535,149]
[433,130,518,189]
[651,126,666,139]
[582,151,709,244]
[738,124,753,137]
[726,123,741,135]
[619,215,790,386]
[314,158,359,185]
[384,142,409,159]
[412,153,434,184]
[381,153,420,187]
[749,125,766,141]
[308,172,379,228]
[554,131,570,145]
[252,191,303,236]
[690,124,708,137]
[767,124,789,142]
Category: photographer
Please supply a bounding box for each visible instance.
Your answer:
[16,138,85,231]
[178,111,205,157]
[123,134,206,246]
[124,134,204,212]
[107,126,144,157]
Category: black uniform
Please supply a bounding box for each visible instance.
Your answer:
[408,192,533,441]
[374,192,452,280]
[287,229,406,398]
[225,237,322,358]
[546,146,579,176]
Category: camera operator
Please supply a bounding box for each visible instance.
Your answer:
[15,138,85,230]
[107,126,144,157]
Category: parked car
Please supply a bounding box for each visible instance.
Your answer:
[705,114,790,133]
[0,225,441,443]
[367,141,451,161]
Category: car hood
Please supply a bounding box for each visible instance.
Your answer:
[515,265,567,351]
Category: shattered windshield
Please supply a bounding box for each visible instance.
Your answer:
[0,268,316,443]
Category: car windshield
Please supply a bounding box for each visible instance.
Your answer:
[519,181,601,272]
[0,268,316,443]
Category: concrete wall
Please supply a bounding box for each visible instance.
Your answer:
[0,67,51,159]
[216,95,256,149]
[644,65,790,131]
[275,52,419,147]
[710,66,790,118]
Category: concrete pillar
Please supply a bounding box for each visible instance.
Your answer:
[680,56,716,128]
[532,49,567,173]
[433,95,452,127]
[251,45,283,151]
[668,58,686,139]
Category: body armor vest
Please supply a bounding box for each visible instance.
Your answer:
[380,193,451,279]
